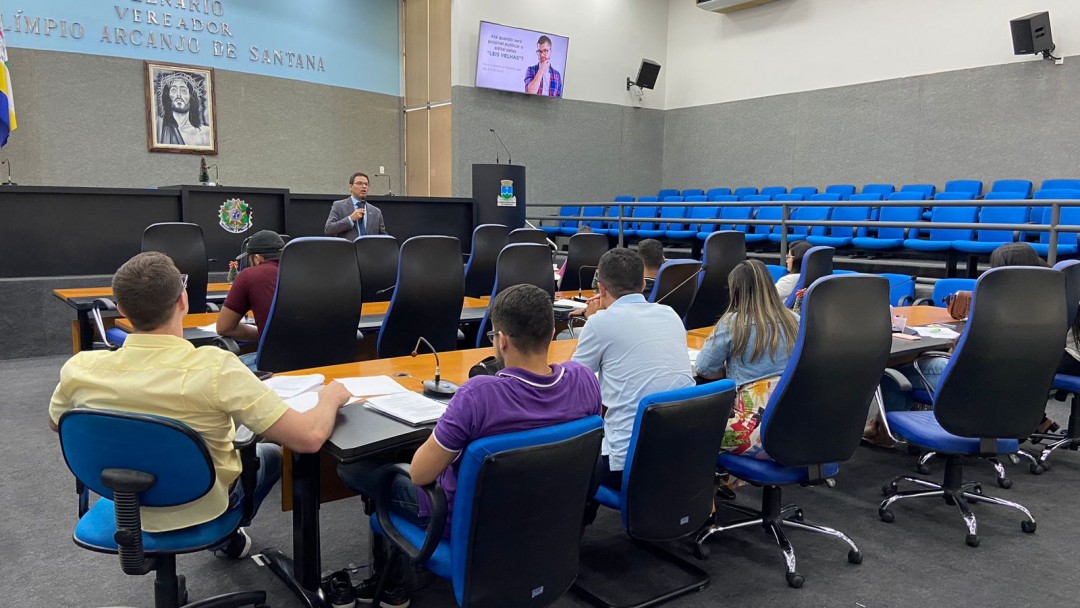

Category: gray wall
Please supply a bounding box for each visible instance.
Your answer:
[3,49,402,193]
[662,58,1080,191]
[452,86,665,211]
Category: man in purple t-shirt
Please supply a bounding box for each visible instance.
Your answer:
[217,230,284,368]
[341,284,602,605]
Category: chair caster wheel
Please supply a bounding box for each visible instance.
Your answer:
[916,464,930,475]
[786,572,805,588]
[1029,463,1043,475]
[997,477,1012,489]
[1040,460,1051,471]
[792,509,805,522]
[825,478,836,488]
[847,549,863,565]
[971,484,983,495]
[1007,453,1021,464]
[881,484,896,497]
[878,508,894,523]
[694,543,710,560]
[965,534,980,547]
[1021,520,1037,533]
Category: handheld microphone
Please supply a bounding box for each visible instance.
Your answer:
[411,336,459,398]
[489,128,512,165]
[655,266,704,305]
[576,265,598,302]
[0,159,15,186]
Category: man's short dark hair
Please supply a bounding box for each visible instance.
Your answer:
[350,172,369,185]
[537,35,552,47]
[597,248,644,298]
[489,284,553,355]
[112,252,184,332]
[637,239,665,270]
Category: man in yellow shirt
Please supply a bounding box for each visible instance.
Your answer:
[49,252,351,558]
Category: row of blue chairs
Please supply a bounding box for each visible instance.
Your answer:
[646,179,1080,201]
[542,189,1080,257]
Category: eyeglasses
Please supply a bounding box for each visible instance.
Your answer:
[180,274,189,290]
[486,329,513,342]
[353,181,369,186]
[536,49,551,56]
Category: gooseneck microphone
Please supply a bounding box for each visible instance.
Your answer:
[411,336,459,398]
[0,159,15,186]
[489,128,512,165]
[576,265,599,302]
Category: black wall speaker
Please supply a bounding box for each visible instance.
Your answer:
[631,59,661,90]
[1010,11,1054,56]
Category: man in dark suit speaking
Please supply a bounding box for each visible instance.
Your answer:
[325,172,387,240]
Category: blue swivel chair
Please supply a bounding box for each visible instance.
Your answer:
[355,235,400,303]
[784,246,834,308]
[379,236,465,358]
[705,187,732,198]
[825,184,856,199]
[944,180,983,198]
[58,408,267,608]
[878,267,1066,546]
[463,225,509,298]
[508,228,549,246]
[573,381,735,608]
[477,243,556,346]
[989,180,1033,198]
[560,233,609,293]
[368,417,604,608]
[884,273,917,306]
[684,231,746,330]
[696,274,892,586]
[647,259,701,321]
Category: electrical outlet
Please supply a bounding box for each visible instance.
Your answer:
[379,165,386,175]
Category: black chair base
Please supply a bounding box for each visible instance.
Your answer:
[256,548,325,608]
[694,485,862,588]
[879,454,1037,547]
[571,539,709,608]
[1029,390,1080,471]
[150,555,267,608]
[913,449,1040,489]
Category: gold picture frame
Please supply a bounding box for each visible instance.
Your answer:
[145,61,218,154]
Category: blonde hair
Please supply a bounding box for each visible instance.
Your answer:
[717,259,799,363]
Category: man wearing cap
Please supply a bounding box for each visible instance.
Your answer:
[217,230,285,367]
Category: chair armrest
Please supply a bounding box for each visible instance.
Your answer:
[77,480,89,518]
[234,427,261,522]
[206,302,220,313]
[911,297,933,307]
[375,463,448,564]
[898,295,914,306]
[209,336,241,354]
[90,298,121,351]
[881,368,912,394]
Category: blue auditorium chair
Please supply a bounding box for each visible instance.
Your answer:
[705,187,732,198]
[635,196,685,239]
[861,183,896,197]
[667,195,713,240]
[575,205,609,234]
[761,186,788,197]
[709,197,752,239]
[621,201,660,239]
[951,201,1028,256]
[370,417,604,608]
[790,186,819,197]
[574,382,734,606]
[806,205,871,249]
[944,180,983,198]
[1029,188,1080,226]
[681,188,705,197]
[58,408,268,608]
[912,278,976,307]
[595,201,640,238]
[657,188,680,199]
[884,273,917,306]
[825,184,857,199]
[852,197,923,252]
[1032,206,1080,258]
[697,274,891,586]
[746,203,781,246]
[901,184,937,198]
[733,186,759,199]
[1041,179,1080,191]
[878,267,1063,546]
[542,206,580,237]
[772,205,830,245]
[989,179,1033,198]
[766,264,788,283]
[784,246,834,308]
[903,204,978,253]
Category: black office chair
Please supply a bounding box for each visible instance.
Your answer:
[143,222,212,313]
[463,224,509,298]
[878,267,1066,547]
[255,237,362,373]
[646,259,701,320]
[560,233,608,293]
[784,245,834,308]
[697,274,892,587]
[508,227,549,246]
[58,408,267,608]
[683,231,746,330]
[378,236,465,358]
[476,243,556,347]
[574,381,735,608]
[354,235,400,303]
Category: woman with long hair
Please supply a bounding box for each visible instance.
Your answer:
[695,259,800,458]
[775,240,812,301]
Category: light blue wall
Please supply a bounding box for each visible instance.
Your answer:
[1,0,400,95]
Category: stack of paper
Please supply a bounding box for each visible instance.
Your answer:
[365,392,447,426]
[553,299,587,310]
[338,375,410,398]
[264,374,326,399]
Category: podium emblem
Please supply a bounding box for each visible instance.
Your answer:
[498,179,517,207]
[219,198,253,233]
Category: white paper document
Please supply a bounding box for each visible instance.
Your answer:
[553,299,587,310]
[197,323,220,333]
[338,376,410,397]
[911,326,961,340]
[365,392,447,426]
[263,374,325,399]
[284,392,320,413]
[688,348,701,365]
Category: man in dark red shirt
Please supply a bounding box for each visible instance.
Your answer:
[217,230,285,368]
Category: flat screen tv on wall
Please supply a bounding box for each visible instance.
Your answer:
[475,21,569,98]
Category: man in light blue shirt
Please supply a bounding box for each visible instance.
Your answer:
[572,248,695,490]
[324,172,388,240]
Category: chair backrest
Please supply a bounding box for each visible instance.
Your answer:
[790,186,819,197]
[717,201,751,232]
[59,408,214,507]
[463,225,509,298]
[619,381,735,540]
[1042,179,1080,191]
[257,238,362,372]
[829,206,871,237]
[582,205,608,230]
[614,195,635,203]
[975,205,1028,242]
[630,205,660,231]
[944,179,983,197]
[477,243,556,347]
[1038,205,1080,246]
[508,228,548,246]
[876,205,923,239]
[705,187,732,198]
[450,417,604,608]
[561,233,608,293]
[929,278,977,307]
[684,232,746,329]
[825,184,856,199]
[681,188,705,198]
[901,184,936,198]
[849,193,884,202]
[761,275,891,467]
[926,206,979,241]
[809,193,842,202]
[751,206,782,235]
[773,193,804,203]
[657,198,686,230]
[784,246,834,307]
[861,184,895,196]
[733,187,759,199]
[766,264,787,283]
[685,200,719,233]
[1054,260,1080,330]
[557,206,582,229]
[881,272,916,306]
[1032,189,1080,229]
[354,235,400,303]
[933,268,1065,438]
[933,192,975,201]
[142,222,208,313]
[646,259,701,320]
[657,188,680,199]
[760,186,787,197]
[378,236,465,358]
[791,206,831,236]
[990,179,1033,198]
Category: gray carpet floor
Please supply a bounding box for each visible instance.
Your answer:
[5,354,1080,607]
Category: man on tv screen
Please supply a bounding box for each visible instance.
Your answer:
[524,35,563,97]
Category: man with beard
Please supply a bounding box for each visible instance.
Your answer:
[157,73,211,147]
